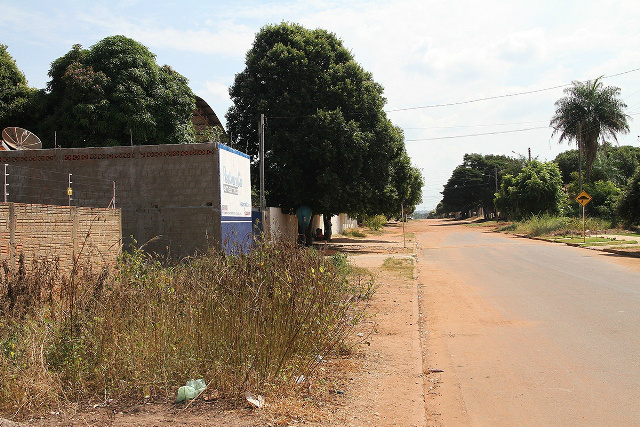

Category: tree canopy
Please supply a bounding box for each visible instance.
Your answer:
[226,22,422,217]
[553,145,640,219]
[494,161,564,219]
[0,44,37,130]
[617,166,640,225]
[550,78,630,180]
[4,36,196,148]
[440,153,523,216]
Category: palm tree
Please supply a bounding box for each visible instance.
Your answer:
[550,78,630,182]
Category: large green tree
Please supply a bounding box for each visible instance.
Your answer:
[226,23,422,219]
[440,164,484,215]
[494,161,564,219]
[550,78,630,181]
[37,36,196,147]
[440,153,523,216]
[0,44,37,130]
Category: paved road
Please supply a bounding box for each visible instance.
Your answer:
[416,220,640,427]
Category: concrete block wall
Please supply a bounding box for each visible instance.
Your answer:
[0,143,221,258]
[0,202,121,272]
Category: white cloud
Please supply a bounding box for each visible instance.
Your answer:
[75,10,255,58]
[204,81,231,101]
[492,29,548,64]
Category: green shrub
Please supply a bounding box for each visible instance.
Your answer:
[564,179,622,219]
[363,215,387,231]
[494,161,564,220]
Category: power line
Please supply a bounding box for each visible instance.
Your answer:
[406,126,549,142]
[386,67,640,113]
[406,109,639,143]
[402,119,548,130]
[387,85,570,112]
[605,68,640,79]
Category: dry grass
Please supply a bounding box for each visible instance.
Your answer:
[381,257,414,280]
[0,239,374,420]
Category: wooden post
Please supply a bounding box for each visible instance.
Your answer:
[583,205,586,244]
[259,114,265,222]
[8,202,16,270]
[402,203,406,249]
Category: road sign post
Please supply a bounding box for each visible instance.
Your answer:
[575,190,592,243]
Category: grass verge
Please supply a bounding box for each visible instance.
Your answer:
[341,228,367,238]
[381,257,414,280]
[496,215,615,237]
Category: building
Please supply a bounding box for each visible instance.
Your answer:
[0,142,252,258]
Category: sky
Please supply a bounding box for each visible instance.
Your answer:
[2,0,640,211]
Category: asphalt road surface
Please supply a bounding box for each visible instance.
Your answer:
[416,220,640,427]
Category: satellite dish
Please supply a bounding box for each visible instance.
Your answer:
[2,127,42,150]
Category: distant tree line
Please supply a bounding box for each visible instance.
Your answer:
[437,78,638,225]
[437,145,640,224]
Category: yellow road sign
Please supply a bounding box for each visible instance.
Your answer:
[575,190,592,207]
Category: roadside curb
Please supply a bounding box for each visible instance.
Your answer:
[512,234,640,258]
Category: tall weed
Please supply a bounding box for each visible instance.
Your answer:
[0,238,372,419]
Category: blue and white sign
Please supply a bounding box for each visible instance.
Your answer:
[219,144,252,252]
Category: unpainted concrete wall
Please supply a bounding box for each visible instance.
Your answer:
[0,143,221,257]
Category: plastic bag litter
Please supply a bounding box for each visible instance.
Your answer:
[175,378,206,403]
[245,391,264,408]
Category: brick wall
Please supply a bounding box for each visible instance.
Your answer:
[0,143,222,257]
[0,202,121,271]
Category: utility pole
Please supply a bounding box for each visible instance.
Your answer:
[259,114,266,217]
[495,167,498,193]
[528,147,531,162]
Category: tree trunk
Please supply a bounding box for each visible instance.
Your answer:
[323,214,333,241]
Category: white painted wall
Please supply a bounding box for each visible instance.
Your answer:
[262,207,298,242]
[262,208,357,241]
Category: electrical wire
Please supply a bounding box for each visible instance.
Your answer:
[402,119,549,130]
[406,126,549,142]
[386,85,570,112]
[408,95,639,143]
[4,164,114,189]
[385,67,640,113]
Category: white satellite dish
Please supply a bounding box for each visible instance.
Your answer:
[2,127,42,150]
